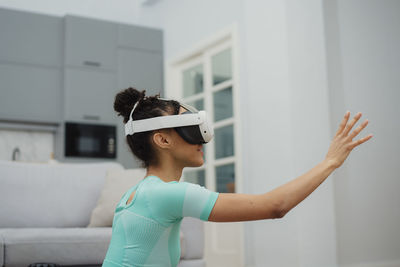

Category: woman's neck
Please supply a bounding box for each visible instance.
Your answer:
[146,164,183,183]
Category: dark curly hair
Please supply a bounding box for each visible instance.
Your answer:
[114,87,180,168]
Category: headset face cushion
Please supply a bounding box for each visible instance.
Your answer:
[174,110,204,144]
[175,125,204,144]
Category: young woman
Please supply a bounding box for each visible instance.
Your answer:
[102,87,373,267]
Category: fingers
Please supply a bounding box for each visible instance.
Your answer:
[348,119,369,140]
[342,112,362,136]
[335,111,350,136]
[348,134,373,150]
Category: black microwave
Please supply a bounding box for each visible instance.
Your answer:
[65,122,116,158]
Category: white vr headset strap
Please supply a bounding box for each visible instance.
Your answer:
[125,112,206,136]
[125,101,139,135]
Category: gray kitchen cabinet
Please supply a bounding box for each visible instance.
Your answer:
[118,24,163,52]
[115,49,163,169]
[64,15,117,71]
[64,68,117,124]
[117,49,163,96]
[0,8,62,67]
[115,124,141,169]
[0,7,164,168]
[0,64,62,123]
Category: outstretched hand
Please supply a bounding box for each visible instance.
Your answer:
[325,111,373,169]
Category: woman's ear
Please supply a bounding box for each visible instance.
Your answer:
[152,130,172,150]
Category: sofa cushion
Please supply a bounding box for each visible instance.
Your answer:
[180,217,204,260]
[87,168,146,227]
[0,227,112,267]
[0,160,123,228]
[0,225,194,266]
[0,233,4,267]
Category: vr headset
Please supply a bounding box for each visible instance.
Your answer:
[124,98,214,144]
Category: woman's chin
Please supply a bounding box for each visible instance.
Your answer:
[188,158,204,167]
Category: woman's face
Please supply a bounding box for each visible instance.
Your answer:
[169,106,204,167]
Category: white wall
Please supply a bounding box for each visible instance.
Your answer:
[285,0,337,265]
[241,1,297,265]
[242,1,336,266]
[324,1,400,266]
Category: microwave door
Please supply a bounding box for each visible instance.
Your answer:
[78,135,101,156]
[65,122,116,158]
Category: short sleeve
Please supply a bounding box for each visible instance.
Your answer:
[181,182,219,221]
[148,181,219,224]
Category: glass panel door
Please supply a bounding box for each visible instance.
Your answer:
[212,48,232,85]
[171,32,244,267]
[213,86,233,121]
[186,98,204,111]
[214,125,234,159]
[182,64,203,97]
[180,44,236,193]
[211,46,235,192]
[216,163,235,193]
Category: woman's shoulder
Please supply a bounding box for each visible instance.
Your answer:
[140,177,189,201]
[143,175,189,188]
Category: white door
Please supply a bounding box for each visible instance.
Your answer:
[166,29,244,267]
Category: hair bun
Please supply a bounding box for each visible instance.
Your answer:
[114,87,146,123]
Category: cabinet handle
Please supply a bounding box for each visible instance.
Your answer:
[83,115,100,121]
[83,61,101,67]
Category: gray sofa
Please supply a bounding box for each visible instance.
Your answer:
[0,160,206,267]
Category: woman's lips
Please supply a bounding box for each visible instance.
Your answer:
[197,145,203,155]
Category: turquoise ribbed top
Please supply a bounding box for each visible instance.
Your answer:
[102,175,219,267]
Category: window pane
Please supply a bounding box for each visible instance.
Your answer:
[182,64,203,97]
[186,98,204,111]
[213,87,233,121]
[184,169,205,187]
[212,48,232,85]
[214,124,234,159]
[216,163,235,193]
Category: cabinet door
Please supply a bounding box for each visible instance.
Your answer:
[0,64,62,123]
[115,49,163,168]
[118,24,163,52]
[0,8,62,67]
[117,49,163,96]
[64,68,117,124]
[64,15,117,71]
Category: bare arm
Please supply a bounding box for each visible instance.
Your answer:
[208,111,373,222]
